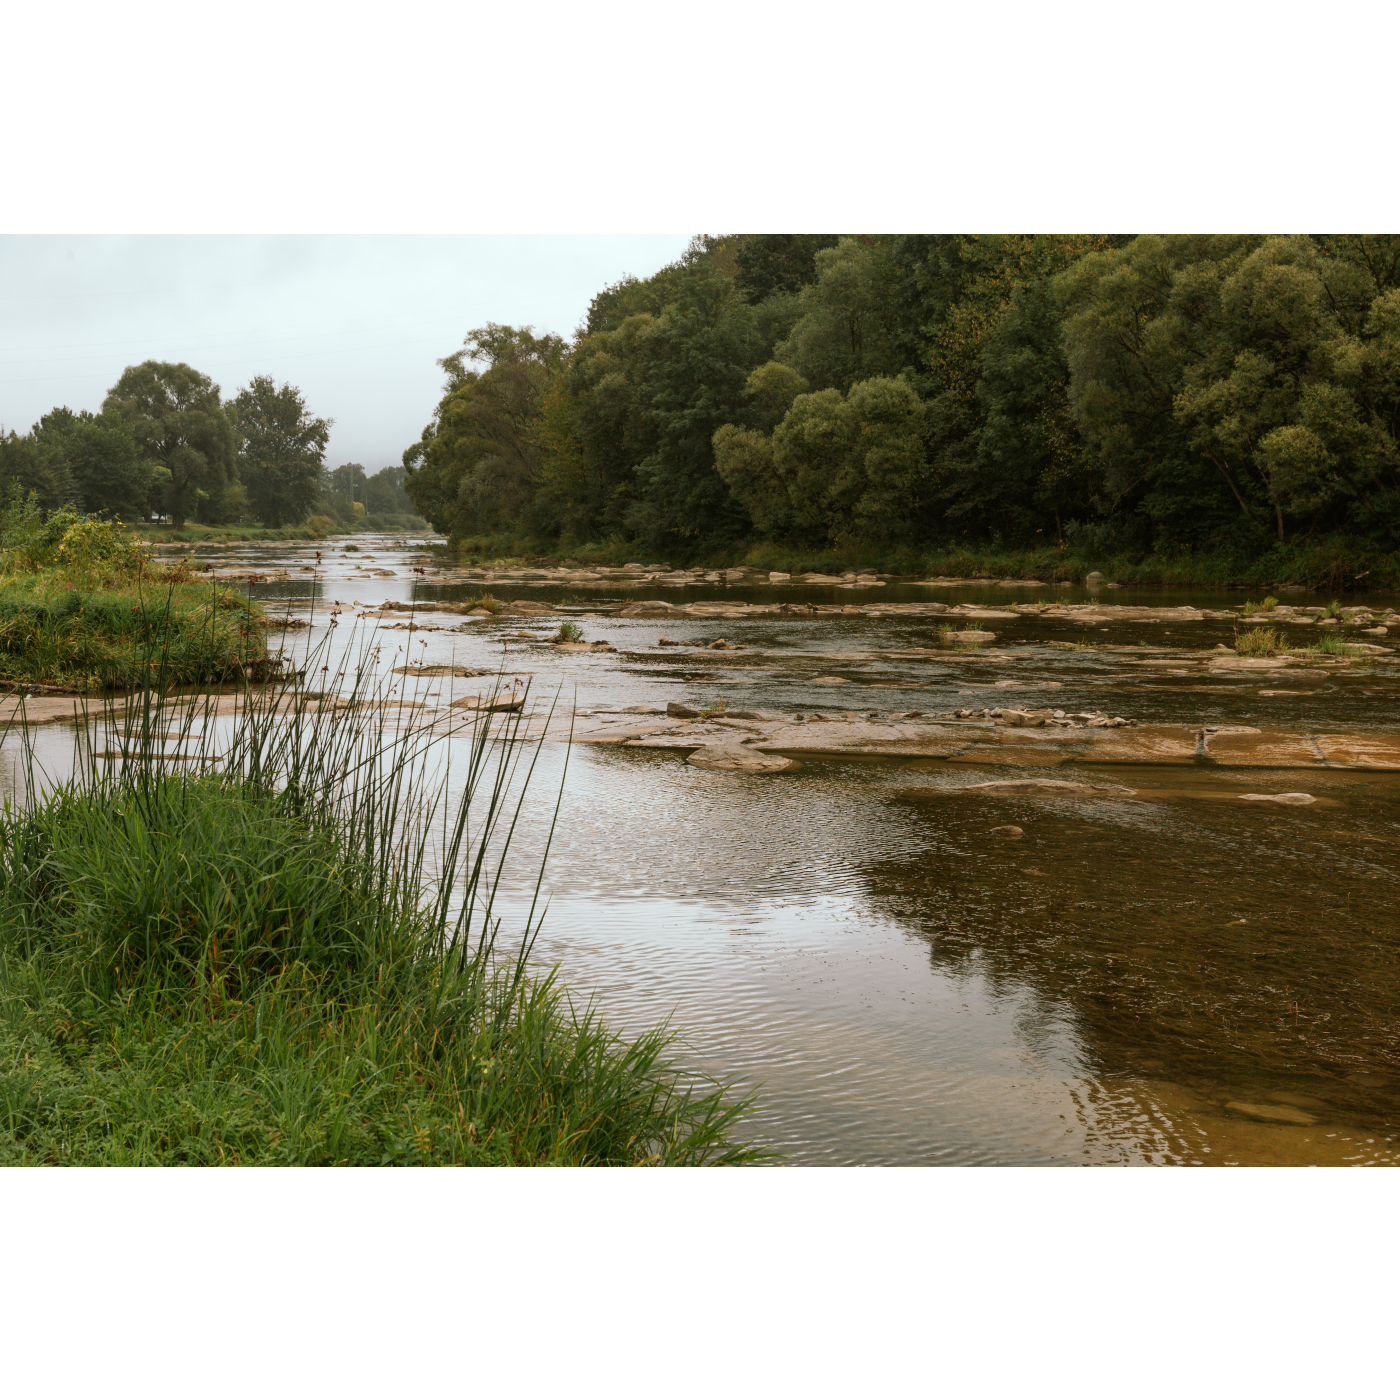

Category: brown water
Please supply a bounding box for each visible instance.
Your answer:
[27,536,1400,1165]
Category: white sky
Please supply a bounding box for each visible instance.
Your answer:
[0,236,693,470]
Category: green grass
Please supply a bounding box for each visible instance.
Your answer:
[554,621,585,643]
[1242,595,1280,615]
[0,646,764,1165]
[0,567,273,690]
[1234,626,1284,656]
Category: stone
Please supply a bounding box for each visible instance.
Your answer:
[1085,571,1105,584]
[996,712,1046,728]
[657,637,681,646]
[449,694,524,713]
[1224,1101,1317,1125]
[1239,792,1316,805]
[942,629,997,643]
[392,665,491,677]
[955,779,1138,797]
[810,675,851,684]
[990,825,1024,838]
[686,744,796,772]
[667,701,701,718]
[769,572,791,581]
[622,705,663,713]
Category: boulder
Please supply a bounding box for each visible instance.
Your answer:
[667,701,701,718]
[990,825,1024,838]
[942,629,997,643]
[686,744,796,773]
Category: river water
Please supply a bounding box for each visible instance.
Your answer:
[35,534,1400,1166]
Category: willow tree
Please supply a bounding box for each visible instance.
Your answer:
[103,361,234,528]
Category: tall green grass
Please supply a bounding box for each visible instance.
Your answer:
[0,632,764,1165]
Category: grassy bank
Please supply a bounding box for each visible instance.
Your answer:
[441,531,1400,594]
[0,655,762,1166]
[0,507,273,691]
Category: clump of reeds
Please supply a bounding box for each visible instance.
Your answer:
[0,626,764,1165]
[1242,595,1279,616]
[1233,625,1283,656]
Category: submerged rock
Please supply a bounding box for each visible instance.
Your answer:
[392,664,491,677]
[1225,1101,1317,1125]
[989,825,1024,837]
[955,779,1138,797]
[1239,792,1316,805]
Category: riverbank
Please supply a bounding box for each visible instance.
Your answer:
[438,532,1400,594]
[0,681,762,1166]
[0,568,273,691]
[135,513,429,545]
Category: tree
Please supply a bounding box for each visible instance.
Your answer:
[0,428,76,513]
[31,407,156,520]
[403,325,565,538]
[228,376,332,527]
[734,235,840,303]
[776,238,902,393]
[102,361,235,528]
[361,466,416,516]
[1058,235,1400,548]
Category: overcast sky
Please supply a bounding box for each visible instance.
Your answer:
[0,236,693,471]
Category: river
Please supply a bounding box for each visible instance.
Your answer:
[24,532,1400,1166]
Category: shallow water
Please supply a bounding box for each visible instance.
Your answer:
[20,535,1400,1165]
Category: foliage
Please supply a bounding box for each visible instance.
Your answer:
[102,361,236,529]
[0,649,764,1165]
[393,234,1400,574]
[403,325,566,539]
[228,376,332,527]
[23,408,157,520]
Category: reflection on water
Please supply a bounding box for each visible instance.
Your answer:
[7,534,1396,1165]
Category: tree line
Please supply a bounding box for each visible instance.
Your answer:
[0,361,419,530]
[403,234,1400,561]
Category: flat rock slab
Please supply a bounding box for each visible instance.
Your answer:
[685,744,796,772]
[951,778,1138,797]
[1312,734,1400,769]
[1239,792,1317,804]
[392,665,492,677]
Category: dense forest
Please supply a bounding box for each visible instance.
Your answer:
[403,235,1400,580]
[0,362,422,532]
